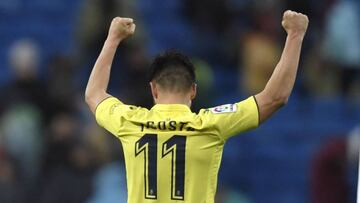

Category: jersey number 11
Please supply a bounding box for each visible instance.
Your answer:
[135,134,186,200]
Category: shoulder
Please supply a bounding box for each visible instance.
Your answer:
[96,96,150,119]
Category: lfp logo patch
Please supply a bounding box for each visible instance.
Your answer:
[210,104,237,114]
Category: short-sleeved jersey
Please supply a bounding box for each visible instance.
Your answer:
[95,96,259,203]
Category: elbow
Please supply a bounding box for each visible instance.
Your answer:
[273,95,289,107]
[84,93,90,105]
[84,89,108,111]
[84,91,98,113]
[262,89,290,107]
[84,89,93,106]
[258,90,290,108]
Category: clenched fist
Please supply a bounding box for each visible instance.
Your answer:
[282,10,309,38]
[108,17,136,42]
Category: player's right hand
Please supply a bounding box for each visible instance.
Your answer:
[108,17,136,42]
[282,10,309,38]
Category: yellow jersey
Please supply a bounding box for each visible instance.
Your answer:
[95,96,259,203]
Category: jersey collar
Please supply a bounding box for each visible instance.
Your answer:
[151,104,192,112]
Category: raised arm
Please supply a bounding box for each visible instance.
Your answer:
[85,17,136,114]
[255,10,309,123]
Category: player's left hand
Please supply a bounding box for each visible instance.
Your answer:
[282,10,309,39]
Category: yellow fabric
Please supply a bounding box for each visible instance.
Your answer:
[95,96,259,203]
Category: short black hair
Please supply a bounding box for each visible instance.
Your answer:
[149,50,196,92]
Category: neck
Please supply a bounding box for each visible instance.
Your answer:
[156,94,191,107]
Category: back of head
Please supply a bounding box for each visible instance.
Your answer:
[149,51,196,93]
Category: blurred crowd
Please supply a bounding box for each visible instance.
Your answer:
[0,0,359,203]
[0,38,128,202]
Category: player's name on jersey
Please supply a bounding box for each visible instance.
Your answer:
[140,120,195,132]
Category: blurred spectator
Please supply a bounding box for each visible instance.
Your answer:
[84,122,127,203]
[248,2,281,40]
[8,39,40,81]
[240,32,281,94]
[311,137,348,203]
[0,39,45,189]
[302,46,339,96]
[0,103,43,183]
[323,0,360,97]
[41,113,79,174]
[1,39,50,115]
[87,161,127,203]
[120,44,153,108]
[311,128,359,203]
[191,58,215,111]
[76,0,148,107]
[39,141,94,203]
[46,55,77,118]
[76,0,145,61]
[238,5,282,95]
[39,113,96,203]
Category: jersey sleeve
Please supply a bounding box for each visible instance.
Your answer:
[199,96,260,141]
[95,97,139,137]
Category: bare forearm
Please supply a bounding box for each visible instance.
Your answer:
[85,17,135,114]
[264,34,304,103]
[255,34,304,122]
[85,38,121,113]
[254,10,308,123]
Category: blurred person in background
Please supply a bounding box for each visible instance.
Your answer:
[46,55,78,118]
[1,39,50,114]
[39,113,94,203]
[0,39,46,201]
[302,43,340,96]
[41,113,79,174]
[311,127,359,203]
[191,58,215,111]
[85,124,127,203]
[77,0,148,109]
[240,33,281,95]
[77,0,145,62]
[323,0,360,98]
[238,3,282,95]
[119,43,153,109]
[39,141,94,203]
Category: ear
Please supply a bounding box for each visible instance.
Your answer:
[150,82,158,99]
[190,83,197,100]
